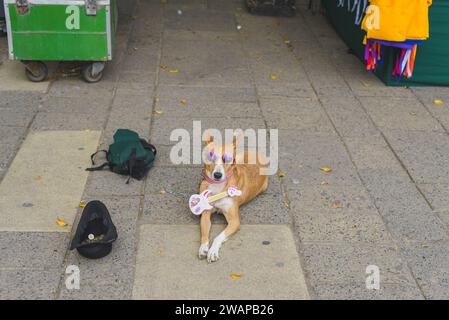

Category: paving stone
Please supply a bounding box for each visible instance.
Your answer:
[159,38,251,87]
[0,131,101,232]
[239,193,292,224]
[120,49,160,73]
[320,96,380,137]
[359,169,447,241]
[133,225,309,299]
[345,136,403,171]
[418,184,449,211]
[0,232,69,269]
[48,79,114,98]
[58,263,134,300]
[292,209,393,243]
[152,145,201,167]
[150,117,266,146]
[145,166,203,195]
[343,73,415,98]
[0,269,61,300]
[383,130,449,184]
[58,196,140,299]
[142,193,196,224]
[84,171,144,197]
[0,91,44,109]
[360,97,443,132]
[0,126,27,177]
[157,85,257,104]
[312,283,423,300]
[300,243,416,285]
[0,108,35,127]
[279,133,361,186]
[0,60,50,92]
[288,184,377,212]
[156,100,262,119]
[412,90,449,131]
[400,240,449,299]
[259,96,335,132]
[118,71,157,91]
[104,95,152,143]
[31,111,107,130]
[40,95,112,114]
[257,82,317,99]
[164,8,236,33]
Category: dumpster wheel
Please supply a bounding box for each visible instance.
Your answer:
[82,62,105,83]
[24,61,48,82]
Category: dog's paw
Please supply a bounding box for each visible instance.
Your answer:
[198,242,209,259]
[207,245,220,263]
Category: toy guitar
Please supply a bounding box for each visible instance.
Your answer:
[189,185,242,215]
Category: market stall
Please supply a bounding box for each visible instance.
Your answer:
[322,0,449,86]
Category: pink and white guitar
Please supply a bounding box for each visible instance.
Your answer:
[189,185,242,215]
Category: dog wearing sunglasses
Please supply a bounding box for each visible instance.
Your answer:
[198,131,268,263]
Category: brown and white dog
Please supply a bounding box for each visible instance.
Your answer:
[198,132,268,263]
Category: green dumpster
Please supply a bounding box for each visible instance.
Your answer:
[322,0,449,87]
[4,0,117,82]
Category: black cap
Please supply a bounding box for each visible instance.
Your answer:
[70,200,118,259]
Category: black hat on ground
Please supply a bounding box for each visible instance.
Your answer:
[70,200,118,259]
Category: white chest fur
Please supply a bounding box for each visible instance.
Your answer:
[207,184,234,213]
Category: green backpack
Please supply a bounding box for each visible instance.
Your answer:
[87,129,157,183]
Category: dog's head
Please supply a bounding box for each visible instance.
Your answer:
[202,131,242,183]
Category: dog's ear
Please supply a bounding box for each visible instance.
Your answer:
[203,130,214,146]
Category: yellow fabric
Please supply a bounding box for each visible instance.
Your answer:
[362,0,432,42]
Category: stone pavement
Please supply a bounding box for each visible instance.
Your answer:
[1,0,449,299]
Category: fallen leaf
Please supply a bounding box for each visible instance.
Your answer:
[284,200,290,209]
[331,200,343,209]
[179,99,187,105]
[56,217,68,227]
[158,248,165,257]
[133,47,139,51]
[169,69,179,73]
[320,167,333,173]
[79,200,87,208]
[278,170,286,177]
[154,109,163,115]
[231,274,243,279]
[160,65,167,69]
[434,99,443,105]
[159,188,166,194]
[33,175,42,181]
[320,181,328,186]
[409,112,417,116]
[323,202,329,208]
[284,40,291,45]
[270,74,277,80]
[362,82,369,87]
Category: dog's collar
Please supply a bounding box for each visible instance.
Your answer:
[203,170,233,184]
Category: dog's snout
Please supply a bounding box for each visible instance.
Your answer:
[214,172,223,180]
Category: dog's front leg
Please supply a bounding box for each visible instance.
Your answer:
[207,205,241,263]
[199,210,212,259]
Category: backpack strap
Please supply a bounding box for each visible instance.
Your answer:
[90,150,108,165]
[140,139,157,156]
[126,148,137,184]
[86,150,109,172]
[86,162,110,172]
